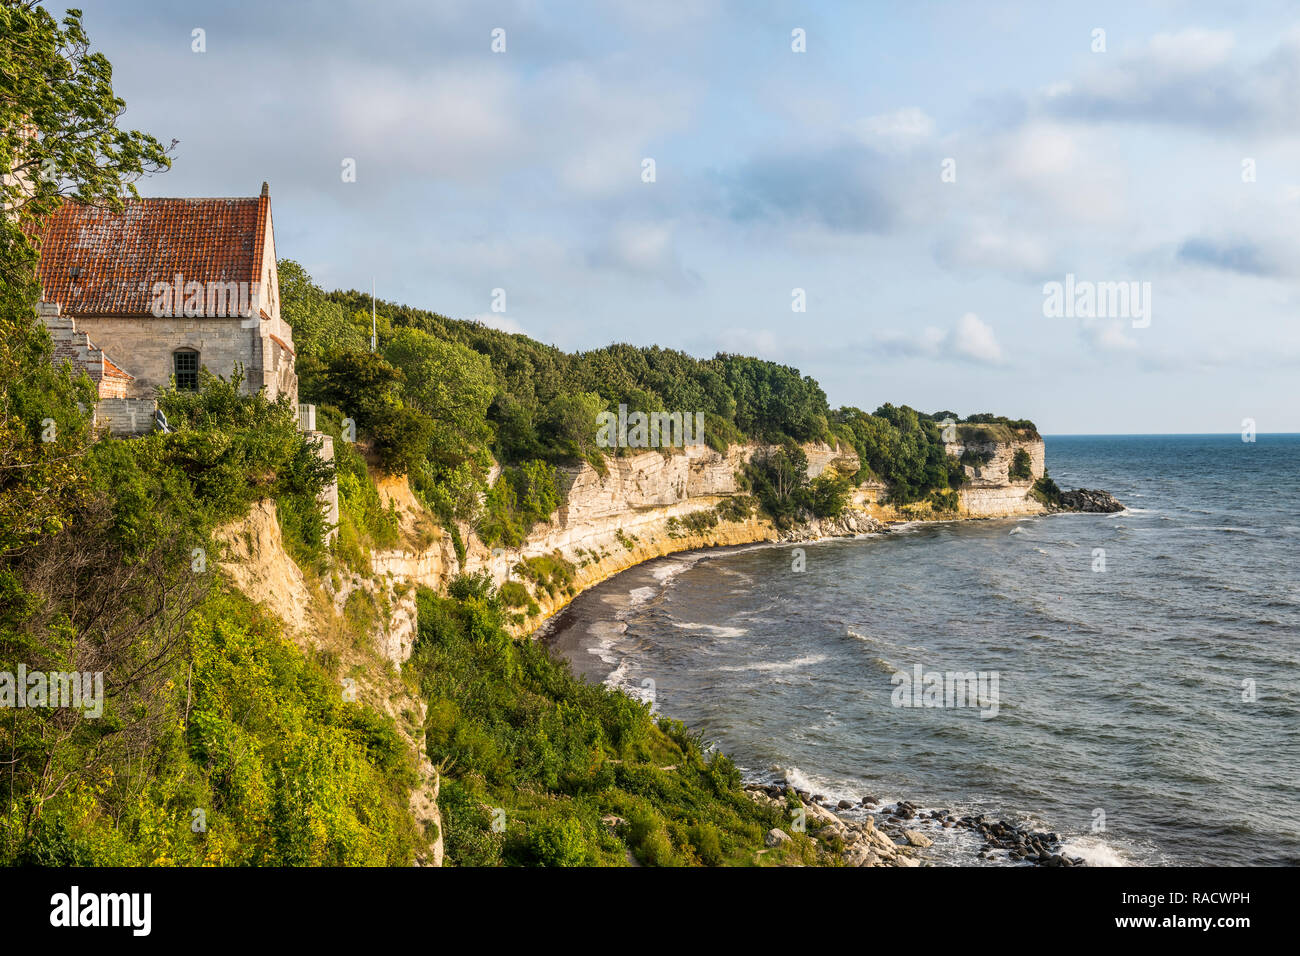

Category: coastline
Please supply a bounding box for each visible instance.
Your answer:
[536,513,1114,867]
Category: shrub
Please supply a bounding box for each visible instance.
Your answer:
[929,489,959,512]
[1009,447,1034,481]
[960,447,995,467]
[514,553,575,598]
[479,460,561,547]
[530,818,587,867]
[714,495,754,523]
[688,821,725,866]
[406,581,786,867]
[807,471,850,518]
[498,579,532,609]
[1032,470,1063,506]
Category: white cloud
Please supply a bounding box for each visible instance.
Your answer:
[585,220,701,288]
[934,227,1054,278]
[875,313,1004,366]
[848,107,935,152]
[950,312,1005,364]
[1147,29,1236,74]
[1081,317,1138,353]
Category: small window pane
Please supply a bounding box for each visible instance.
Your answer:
[174,351,199,390]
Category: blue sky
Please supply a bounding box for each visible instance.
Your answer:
[72,0,1300,433]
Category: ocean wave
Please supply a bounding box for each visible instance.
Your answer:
[1058,836,1131,867]
[715,653,829,673]
[671,621,749,638]
[626,586,658,608]
[769,765,869,803]
[583,621,627,666]
[650,556,703,585]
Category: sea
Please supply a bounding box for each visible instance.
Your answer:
[545,435,1300,866]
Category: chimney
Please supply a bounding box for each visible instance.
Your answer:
[260,181,269,197]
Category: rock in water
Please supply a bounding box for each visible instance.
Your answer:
[902,830,934,848]
[1058,488,1124,513]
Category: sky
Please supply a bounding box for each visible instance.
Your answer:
[67,0,1300,433]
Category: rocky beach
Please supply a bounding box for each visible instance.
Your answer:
[747,784,1088,867]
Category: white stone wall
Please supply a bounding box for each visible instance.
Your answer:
[309,432,340,545]
[69,315,288,401]
[95,398,157,436]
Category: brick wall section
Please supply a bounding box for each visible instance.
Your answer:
[39,302,135,399]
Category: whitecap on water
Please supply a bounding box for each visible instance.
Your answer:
[715,653,829,673]
[671,621,749,638]
[1058,836,1131,867]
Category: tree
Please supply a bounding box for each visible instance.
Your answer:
[1,2,173,556]
[1,3,173,283]
[278,259,365,360]
[745,442,810,528]
[538,390,606,463]
[383,326,494,467]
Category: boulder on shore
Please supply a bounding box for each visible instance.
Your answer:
[765,828,792,847]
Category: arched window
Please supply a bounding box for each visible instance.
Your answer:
[173,348,199,390]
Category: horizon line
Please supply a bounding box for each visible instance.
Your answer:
[1041,431,1299,437]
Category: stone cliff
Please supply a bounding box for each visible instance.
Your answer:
[216,433,1062,865]
[942,437,1046,517]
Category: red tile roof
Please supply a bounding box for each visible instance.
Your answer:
[34,191,269,316]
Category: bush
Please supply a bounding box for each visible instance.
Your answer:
[498,579,532,609]
[745,443,810,529]
[479,460,560,547]
[514,553,575,598]
[530,818,587,866]
[1009,447,1033,481]
[689,821,725,866]
[406,581,786,867]
[807,471,850,518]
[1032,470,1063,506]
[132,371,334,561]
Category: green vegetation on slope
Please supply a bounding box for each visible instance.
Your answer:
[409,574,812,866]
[0,377,417,864]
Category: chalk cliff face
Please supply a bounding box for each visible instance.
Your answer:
[454,442,882,631]
[943,438,1046,517]
[222,437,1048,662]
